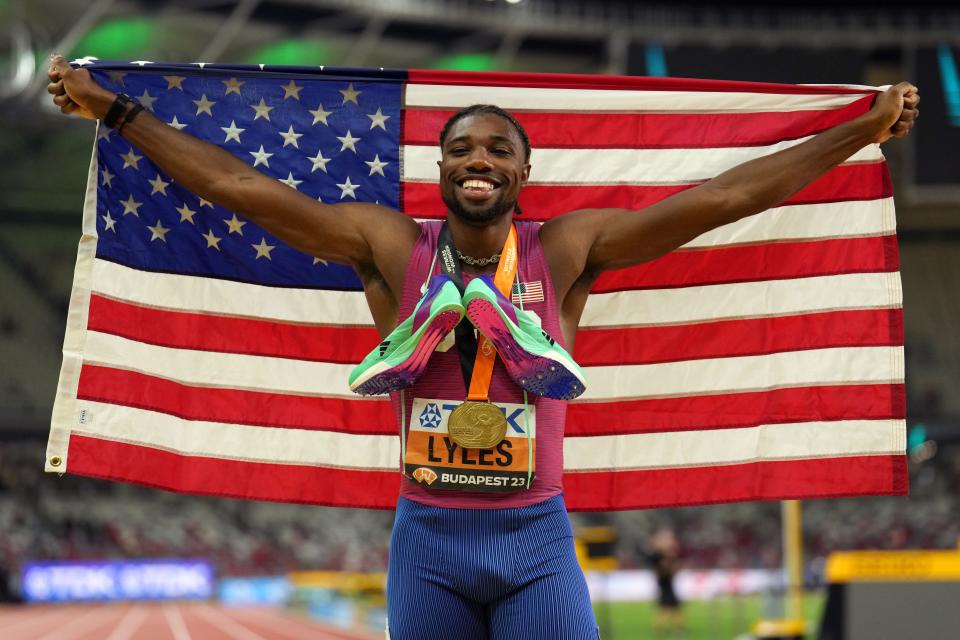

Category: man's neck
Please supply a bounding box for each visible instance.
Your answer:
[446,213,515,274]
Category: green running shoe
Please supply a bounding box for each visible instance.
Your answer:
[463,274,586,400]
[349,274,463,395]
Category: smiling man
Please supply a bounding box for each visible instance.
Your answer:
[47,55,917,640]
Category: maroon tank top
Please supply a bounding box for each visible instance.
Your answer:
[392,220,567,509]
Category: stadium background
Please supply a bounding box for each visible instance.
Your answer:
[1,0,958,638]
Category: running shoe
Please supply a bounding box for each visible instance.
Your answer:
[463,274,586,400]
[349,274,463,395]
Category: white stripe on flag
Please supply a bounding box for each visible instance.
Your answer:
[578,346,903,401]
[684,198,895,248]
[91,259,372,326]
[563,419,905,471]
[402,141,884,184]
[72,401,398,469]
[84,329,900,403]
[84,331,356,397]
[581,272,902,328]
[405,84,868,112]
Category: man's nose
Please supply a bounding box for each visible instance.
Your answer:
[464,149,493,170]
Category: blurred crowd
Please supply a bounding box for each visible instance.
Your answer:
[1,440,959,588]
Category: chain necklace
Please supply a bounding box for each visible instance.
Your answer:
[456,249,501,266]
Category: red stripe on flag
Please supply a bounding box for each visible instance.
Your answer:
[67,435,401,510]
[403,97,874,149]
[563,454,908,511]
[87,295,380,364]
[402,163,892,218]
[566,384,905,436]
[593,235,899,292]
[573,309,904,367]
[77,365,395,435]
[407,69,879,95]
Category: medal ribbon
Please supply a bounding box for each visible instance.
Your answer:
[436,223,518,400]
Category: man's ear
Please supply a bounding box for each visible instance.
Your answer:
[521,163,531,184]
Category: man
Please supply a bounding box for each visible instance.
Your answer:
[47,55,918,639]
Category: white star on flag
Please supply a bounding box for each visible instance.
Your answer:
[308,149,331,173]
[137,90,157,111]
[249,145,273,168]
[339,83,361,105]
[120,195,142,216]
[309,103,332,126]
[101,212,117,232]
[202,229,222,250]
[164,75,185,89]
[280,173,303,190]
[167,116,188,131]
[250,98,274,121]
[193,94,216,116]
[367,107,390,130]
[147,220,170,242]
[148,175,170,195]
[281,80,303,100]
[224,213,247,235]
[176,204,197,224]
[365,154,388,176]
[252,238,276,259]
[120,149,143,170]
[221,120,245,143]
[336,176,359,199]
[198,198,214,208]
[278,125,303,148]
[337,130,360,153]
[223,77,245,95]
[101,168,114,188]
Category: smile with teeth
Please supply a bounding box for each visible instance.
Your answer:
[461,179,497,192]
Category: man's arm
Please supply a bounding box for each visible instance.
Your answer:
[47,55,419,283]
[542,83,919,293]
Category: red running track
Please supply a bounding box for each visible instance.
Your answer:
[0,602,381,640]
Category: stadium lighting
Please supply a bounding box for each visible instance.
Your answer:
[431,53,498,71]
[72,18,156,60]
[245,39,331,66]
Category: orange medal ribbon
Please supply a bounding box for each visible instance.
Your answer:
[466,224,518,401]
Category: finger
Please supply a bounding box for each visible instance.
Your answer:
[51,53,72,77]
[46,80,64,96]
[904,93,920,109]
[52,93,73,108]
[61,102,78,115]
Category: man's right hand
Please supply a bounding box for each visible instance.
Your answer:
[47,53,115,120]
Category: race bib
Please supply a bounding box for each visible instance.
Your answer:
[404,397,536,492]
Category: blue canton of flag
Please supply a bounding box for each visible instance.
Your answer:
[91,64,404,290]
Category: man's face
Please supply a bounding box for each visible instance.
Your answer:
[438,113,531,226]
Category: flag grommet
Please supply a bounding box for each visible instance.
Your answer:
[49,456,62,468]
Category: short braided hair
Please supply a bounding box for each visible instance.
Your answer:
[438,104,531,162]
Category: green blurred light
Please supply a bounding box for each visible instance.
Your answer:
[246,39,330,66]
[72,18,156,60]
[431,53,497,72]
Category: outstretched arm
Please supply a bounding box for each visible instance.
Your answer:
[46,55,418,282]
[542,82,919,287]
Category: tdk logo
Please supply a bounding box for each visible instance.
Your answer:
[419,403,442,429]
[378,340,390,357]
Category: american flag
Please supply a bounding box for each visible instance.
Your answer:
[46,60,906,510]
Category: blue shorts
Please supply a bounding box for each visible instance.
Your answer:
[387,494,598,640]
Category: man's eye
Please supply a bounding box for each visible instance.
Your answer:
[492,148,512,156]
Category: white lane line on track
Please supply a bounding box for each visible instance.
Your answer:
[105,605,148,640]
[238,607,380,640]
[0,605,81,637]
[164,603,193,640]
[193,604,268,640]
[35,605,115,640]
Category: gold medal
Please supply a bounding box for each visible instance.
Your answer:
[448,400,508,449]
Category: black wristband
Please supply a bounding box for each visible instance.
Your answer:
[118,103,144,133]
[103,93,131,129]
